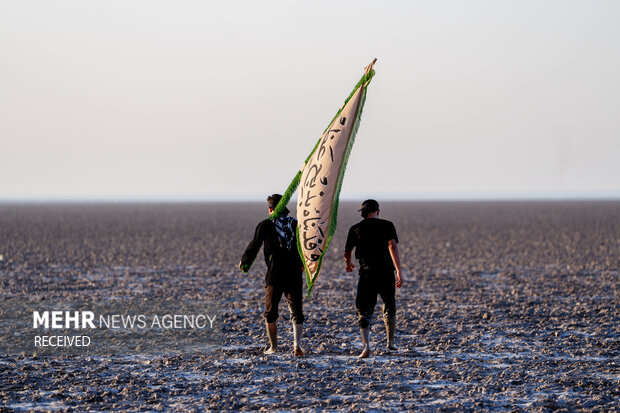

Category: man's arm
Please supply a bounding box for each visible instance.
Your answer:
[388,239,403,288]
[344,250,355,272]
[344,226,356,272]
[238,221,265,273]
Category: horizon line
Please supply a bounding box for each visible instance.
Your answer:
[1,193,619,203]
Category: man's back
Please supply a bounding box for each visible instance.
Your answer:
[238,194,306,356]
[345,218,398,272]
[241,215,302,285]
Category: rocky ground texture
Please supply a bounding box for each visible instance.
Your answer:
[0,201,618,411]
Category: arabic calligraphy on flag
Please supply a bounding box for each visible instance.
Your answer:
[297,83,367,291]
[264,59,376,296]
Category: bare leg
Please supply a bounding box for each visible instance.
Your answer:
[264,321,277,354]
[293,323,304,356]
[358,328,370,358]
[385,317,397,350]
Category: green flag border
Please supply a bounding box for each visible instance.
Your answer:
[300,86,369,297]
[268,68,375,221]
[241,67,375,283]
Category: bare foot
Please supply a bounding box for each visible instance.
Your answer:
[358,346,370,359]
[294,347,305,357]
[264,347,277,355]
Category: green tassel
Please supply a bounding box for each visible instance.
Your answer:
[265,67,375,298]
[269,68,375,221]
[305,87,369,298]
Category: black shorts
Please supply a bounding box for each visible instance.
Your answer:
[355,269,396,328]
[264,281,304,324]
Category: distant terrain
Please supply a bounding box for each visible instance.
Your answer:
[0,201,618,411]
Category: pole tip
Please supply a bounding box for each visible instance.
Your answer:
[365,58,377,74]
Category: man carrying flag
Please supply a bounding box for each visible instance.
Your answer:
[344,199,404,358]
[269,59,378,298]
[238,194,305,356]
[238,59,377,356]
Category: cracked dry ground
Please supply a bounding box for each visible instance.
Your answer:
[0,201,618,411]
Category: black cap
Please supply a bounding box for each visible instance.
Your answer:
[358,199,379,217]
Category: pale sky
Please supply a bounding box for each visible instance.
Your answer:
[1,0,619,201]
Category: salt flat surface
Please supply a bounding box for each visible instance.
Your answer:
[0,201,618,411]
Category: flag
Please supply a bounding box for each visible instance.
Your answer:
[271,59,377,297]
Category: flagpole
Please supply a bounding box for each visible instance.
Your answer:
[269,59,377,221]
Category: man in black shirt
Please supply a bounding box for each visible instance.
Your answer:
[344,199,403,358]
[238,194,305,356]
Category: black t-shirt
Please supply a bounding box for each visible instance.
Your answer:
[345,218,399,272]
[240,215,303,286]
